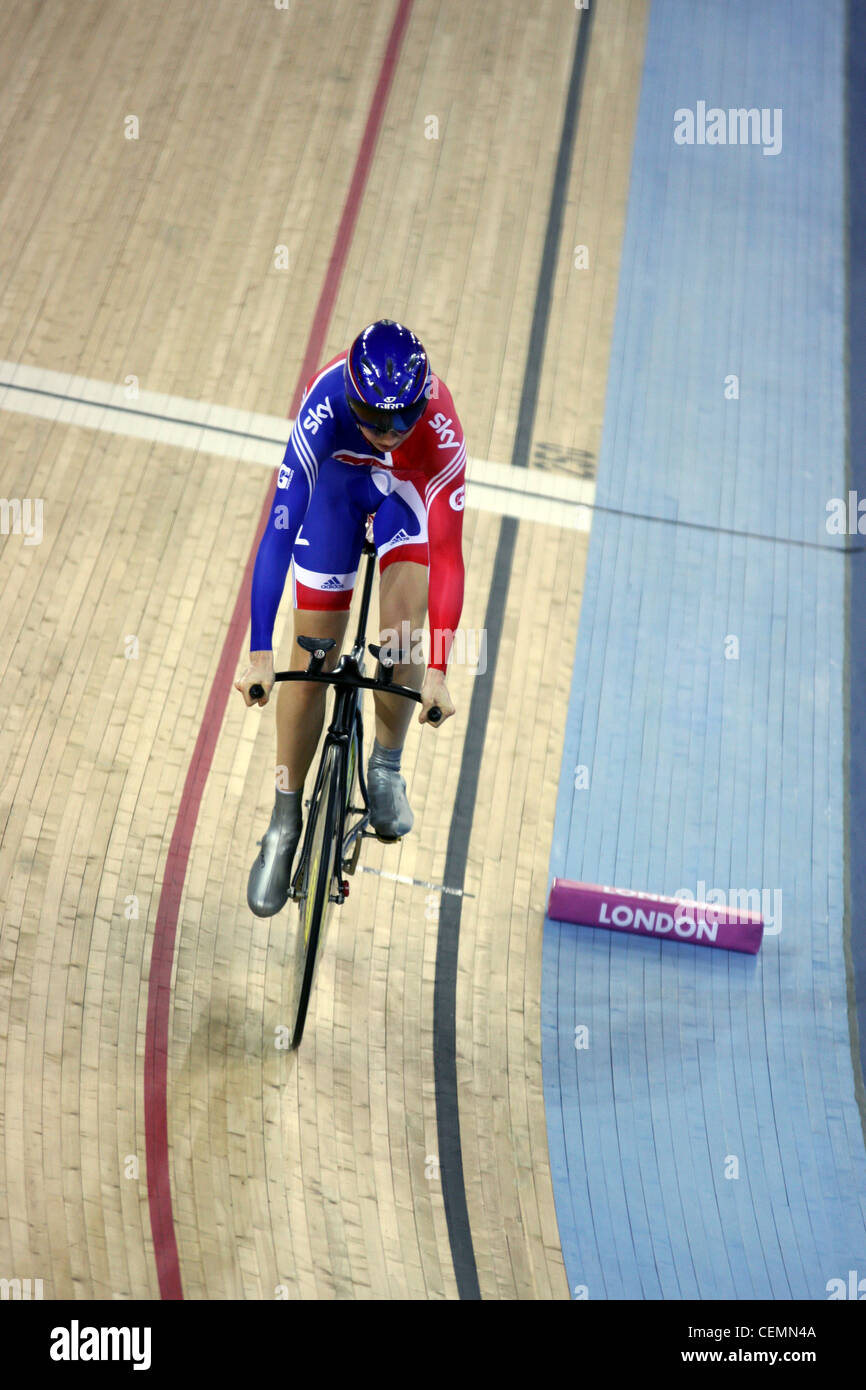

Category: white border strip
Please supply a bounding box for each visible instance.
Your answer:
[0,360,595,531]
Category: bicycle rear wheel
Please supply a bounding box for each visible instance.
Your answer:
[290,741,343,1049]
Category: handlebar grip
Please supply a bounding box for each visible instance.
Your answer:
[427,705,442,724]
[249,683,265,701]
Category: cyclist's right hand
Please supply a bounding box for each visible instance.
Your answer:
[235,651,275,707]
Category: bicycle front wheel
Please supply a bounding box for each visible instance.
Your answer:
[290,741,343,1049]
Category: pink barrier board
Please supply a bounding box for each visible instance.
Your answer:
[547,879,763,954]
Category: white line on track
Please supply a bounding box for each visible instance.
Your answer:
[358,865,473,898]
[0,359,595,530]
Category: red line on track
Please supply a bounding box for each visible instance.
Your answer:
[143,0,414,1299]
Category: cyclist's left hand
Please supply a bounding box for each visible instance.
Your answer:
[419,668,454,726]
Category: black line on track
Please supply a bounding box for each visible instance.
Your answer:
[580,502,865,553]
[432,3,595,1300]
[0,380,288,446]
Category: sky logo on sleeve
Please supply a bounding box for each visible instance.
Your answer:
[302,397,334,434]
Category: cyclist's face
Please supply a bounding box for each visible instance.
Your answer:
[357,420,419,452]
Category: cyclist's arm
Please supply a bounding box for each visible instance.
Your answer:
[250,411,329,652]
[424,441,466,676]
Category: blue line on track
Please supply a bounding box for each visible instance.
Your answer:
[845,0,866,1125]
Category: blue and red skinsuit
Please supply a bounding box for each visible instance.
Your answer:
[250,354,466,672]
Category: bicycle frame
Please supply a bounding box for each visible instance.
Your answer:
[276,538,434,907]
[288,666,365,906]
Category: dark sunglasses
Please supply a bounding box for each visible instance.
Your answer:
[347,393,427,436]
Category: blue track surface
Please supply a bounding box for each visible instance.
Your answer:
[542,0,866,1299]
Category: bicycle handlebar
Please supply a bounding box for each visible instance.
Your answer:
[247,673,442,723]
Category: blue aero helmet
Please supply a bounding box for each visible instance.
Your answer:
[343,319,431,435]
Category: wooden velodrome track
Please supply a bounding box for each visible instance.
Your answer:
[0,0,649,1299]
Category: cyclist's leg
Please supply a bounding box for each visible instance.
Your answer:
[366,483,429,838]
[275,458,371,789]
[249,625,347,916]
[374,558,428,748]
[275,608,349,791]
[248,462,367,915]
[372,478,430,746]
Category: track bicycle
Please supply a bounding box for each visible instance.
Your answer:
[249,538,441,1049]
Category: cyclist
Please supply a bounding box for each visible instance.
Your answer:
[235,319,466,917]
